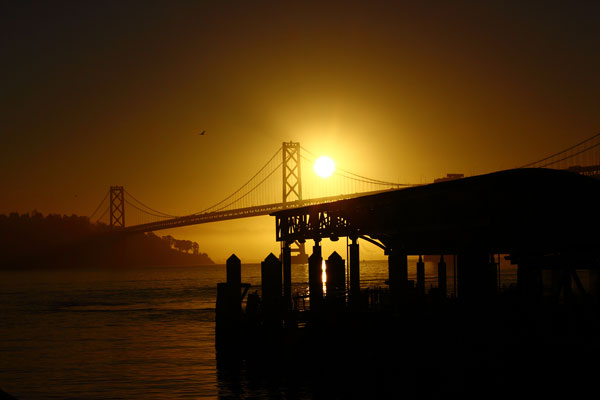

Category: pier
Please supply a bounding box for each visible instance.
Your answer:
[215,167,600,397]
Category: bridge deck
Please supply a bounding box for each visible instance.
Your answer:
[122,190,397,234]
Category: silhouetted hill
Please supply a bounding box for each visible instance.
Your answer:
[0,212,213,268]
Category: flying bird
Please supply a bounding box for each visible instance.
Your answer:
[198,130,205,135]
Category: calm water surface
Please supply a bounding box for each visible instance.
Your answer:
[1,259,516,399]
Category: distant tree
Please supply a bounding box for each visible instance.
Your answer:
[0,212,215,267]
[173,239,183,252]
[162,235,175,249]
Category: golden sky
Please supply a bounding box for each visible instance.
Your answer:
[2,1,599,262]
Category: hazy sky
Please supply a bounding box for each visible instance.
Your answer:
[2,0,599,262]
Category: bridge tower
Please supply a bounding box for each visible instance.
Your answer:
[282,142,307,255]
[109,186,125,228]
[282,141,302,203]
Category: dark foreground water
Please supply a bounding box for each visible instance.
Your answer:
[0,259,517,399]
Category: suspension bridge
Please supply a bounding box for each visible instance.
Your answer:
[88,142,410,233]
[89,133,600,235]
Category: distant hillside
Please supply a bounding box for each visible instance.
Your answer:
[0,212,214,268]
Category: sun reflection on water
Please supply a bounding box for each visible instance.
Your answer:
[321,259,327,295]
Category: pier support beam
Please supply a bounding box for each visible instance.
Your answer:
[551,265,572,304]
[438,255,447,298]
[282,242,292,311]
[457,251,495,302]
[488,254,498,296]
[308,240,323,311]
[349,238,361,309]
[388,244,408,306]
[416,255,425,298]
[517,259,543,302]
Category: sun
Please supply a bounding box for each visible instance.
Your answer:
[314,155,335,178]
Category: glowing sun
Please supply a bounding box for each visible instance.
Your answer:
[314,156,335,178]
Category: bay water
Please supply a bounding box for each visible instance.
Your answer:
[1,259,517,399]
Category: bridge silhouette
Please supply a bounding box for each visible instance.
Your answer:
[89,142,411,232]
[89,133,600,234]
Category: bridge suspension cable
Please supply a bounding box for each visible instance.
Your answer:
[124,199,177,219]
[519,132,600,169]
[300,146,409,187]
[89,190,109,221]
[124,189,179,218]
[96,207,110,223]
[190,147,283,215]
[89,192,110,225]
[210,160,283,213]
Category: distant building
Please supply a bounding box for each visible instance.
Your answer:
[565,165,600,179]
[434,173,464,183]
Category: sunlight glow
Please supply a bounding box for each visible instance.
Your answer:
[314,156,335,178]
[322,259,327,294]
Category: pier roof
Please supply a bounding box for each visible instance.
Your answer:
[272,168,600,256]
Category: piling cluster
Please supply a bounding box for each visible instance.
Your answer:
[216,237,600,356]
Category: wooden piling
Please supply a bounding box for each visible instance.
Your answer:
[261,253,282,327]
[326,251,346,301]
[215,254,244,351]
[226,254,242,296]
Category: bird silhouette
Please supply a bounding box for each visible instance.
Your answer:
[198,130,205,135]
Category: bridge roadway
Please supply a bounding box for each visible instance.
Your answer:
[122,190,399,234]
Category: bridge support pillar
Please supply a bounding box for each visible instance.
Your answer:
[308,241,323,312]
[282,242,292,311]
[349,238,361,309]
[388,245,408,307]
[416,255,425,298]
[438,255,447,298]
